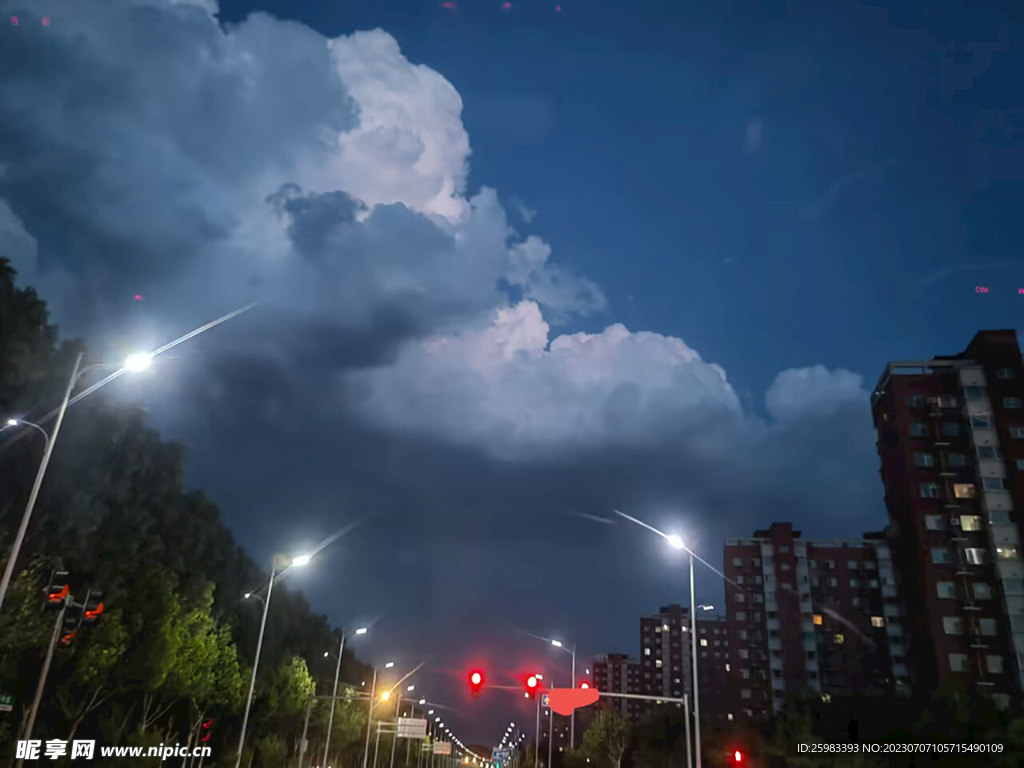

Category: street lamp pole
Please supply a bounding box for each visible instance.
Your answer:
[235,563,276,768]
[363,667,379,768]
[0,352,82,616]
[569,645,576,750]
[324,630,347,767]
[689,551,701,768]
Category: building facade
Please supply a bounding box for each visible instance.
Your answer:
[724,523,910,720]
[871,329,1024,706]
[591,653,645,720]
[694,614,732,728]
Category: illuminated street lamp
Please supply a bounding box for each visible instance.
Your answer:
[0,350,156,616]
[235,550,317,768]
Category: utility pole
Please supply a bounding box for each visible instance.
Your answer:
[17,597,68,768]
[299,689,314,768]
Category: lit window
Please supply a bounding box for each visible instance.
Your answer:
[936,581,956,599]
[954,484,977,499]
[644,648,651,656]
[949,653,969,672]
[972,583,993,600]
[943,616,963,635]
[700,639,708,647]
[960,515,981,531]
[931,548,951,564]
[662,623,669,631]
[655,660,662,668]
[834,634,844,645]
[725,664,730,672]
[925,515,944,530]
[727,713,734,721]
[965,548,987,565]
[920,483,941,498]
[914,452,935,467]
[871,616,884,627]
[1004,398,1022,409]
[997,546,1020,560]
[987,655,1004,674]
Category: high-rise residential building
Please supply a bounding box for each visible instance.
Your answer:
[694,614,732,727]
[724,523,909,720]
[871,329,1024,706]
[640,604,693,716]
[591,653,645,720]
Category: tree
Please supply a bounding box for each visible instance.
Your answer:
[633,708,688,768]
[581,709,631,768]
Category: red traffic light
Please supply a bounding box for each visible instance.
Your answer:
[732,750,744,763]
[579,682,589,689]
[470,671,483,686]
[527,676,538,688]
[201,719,214,742]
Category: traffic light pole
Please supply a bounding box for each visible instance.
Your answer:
[299,689,314,768]
[324,630,347,768]
[17,597,68,768]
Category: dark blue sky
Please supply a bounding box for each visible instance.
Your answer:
[3,0,1022,746]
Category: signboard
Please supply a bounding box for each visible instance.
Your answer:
[492,748,511,763]
[540,693,549,708]
[398,717,428,739]
[434,742,452,755]
[0,694,13,713]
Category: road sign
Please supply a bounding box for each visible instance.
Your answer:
[492,748,511,763]
[398,717,428,739]
[540,693,549,708]
[0,694,13,713]
[434,742,452,755]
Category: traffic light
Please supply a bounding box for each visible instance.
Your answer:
[200,719,214,743]
[579,681,590,689]
[60,603,81,646]
[731,749,744,764]
[468,670,484,697]
[81,590,104,623]
[43,570,69,610]
[525,674,539,699]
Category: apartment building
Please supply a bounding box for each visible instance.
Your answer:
[640,604,693,716]
[871,329,1024,706]
[724,523,910,720]
[591,653,645,720]
[694,614,732,727]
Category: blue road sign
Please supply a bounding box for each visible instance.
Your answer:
[541,693,549,708]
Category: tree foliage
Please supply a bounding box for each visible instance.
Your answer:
[582,709,631,768]
[0,258,370,760]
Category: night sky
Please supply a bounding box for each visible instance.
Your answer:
[1,0,1022,745]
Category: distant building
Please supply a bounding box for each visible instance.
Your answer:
[871,329,1024,706]
[639,604,692,717]
[694,614,731,728]
[591,652,644,720]
[724,523,910,720]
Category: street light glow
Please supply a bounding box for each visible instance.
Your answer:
[5,418,17,427]
[667,534,685,550]
[124,352,153,372]
[419,698,425,704]
[291,553,312,567]
[380,691,391,701]
[551,640,562,648]
[355,627,368,634]
[385,662,395,668]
